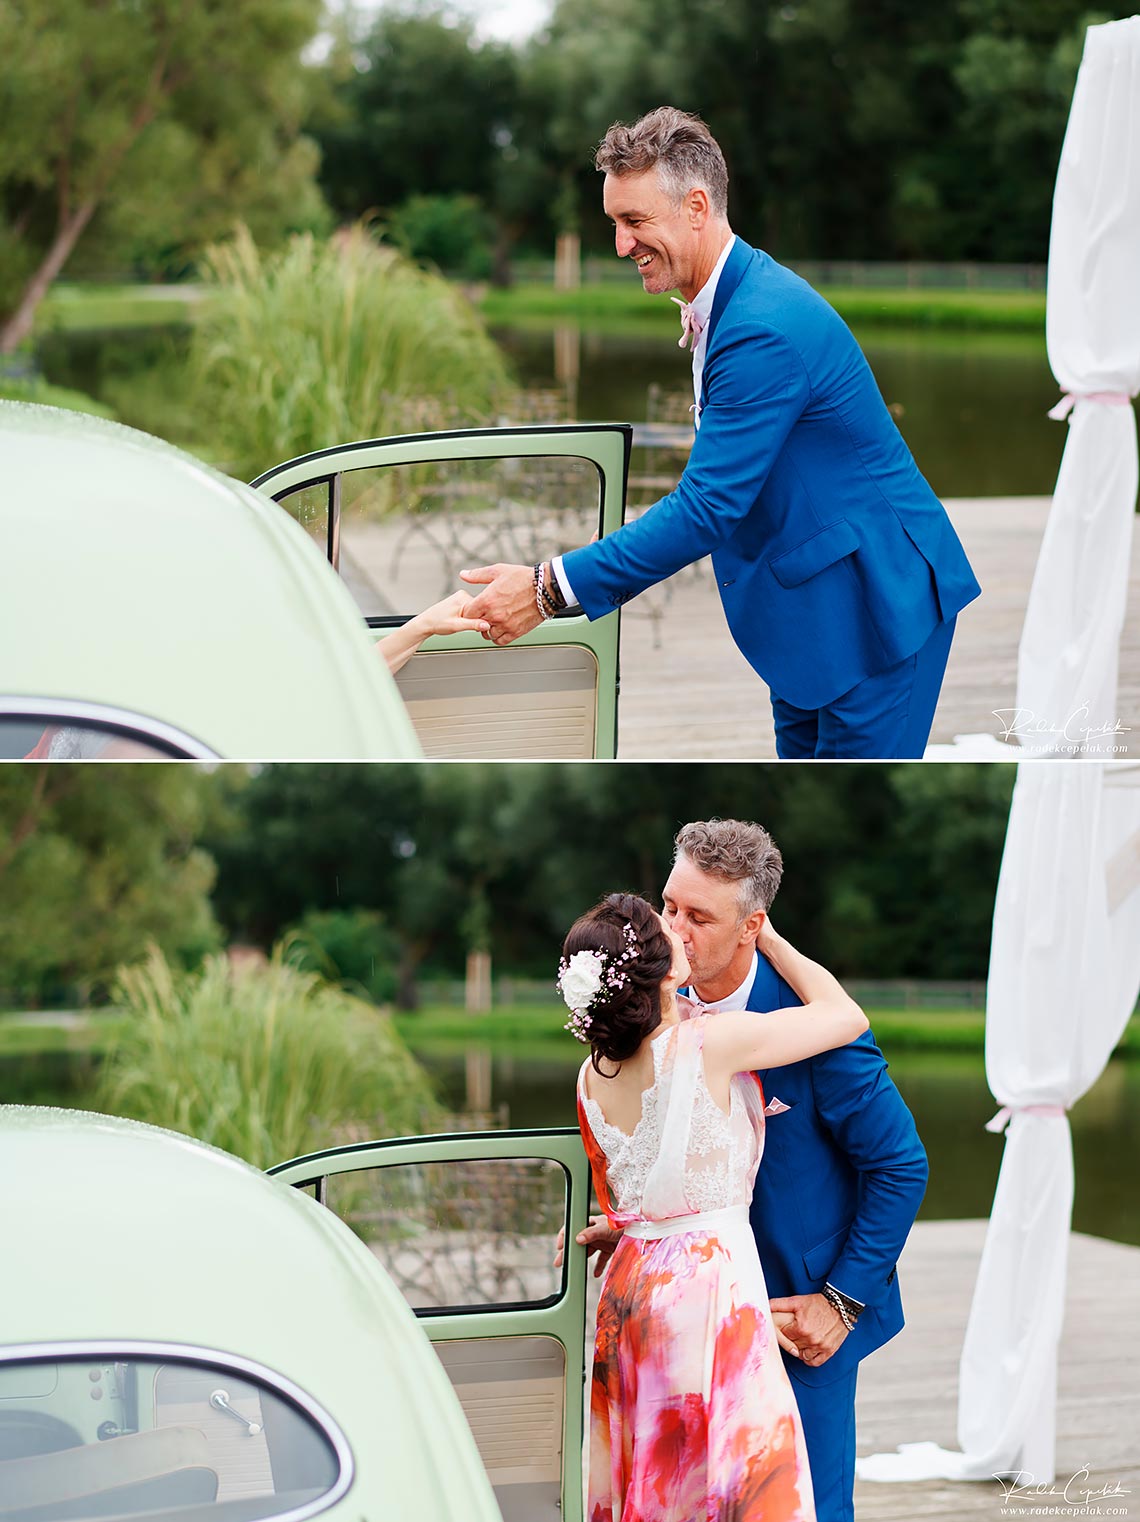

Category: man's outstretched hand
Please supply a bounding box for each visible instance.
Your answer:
[460,563,542,645]
[553,1214,622,1277]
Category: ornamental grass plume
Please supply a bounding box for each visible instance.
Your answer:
[189,223,511,479]
[95,945,441,1170]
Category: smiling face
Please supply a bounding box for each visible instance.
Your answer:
[603,167,706,299]
[661,853,764,1001]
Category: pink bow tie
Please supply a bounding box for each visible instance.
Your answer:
[677,992,714,1019]
[671,297,704,350]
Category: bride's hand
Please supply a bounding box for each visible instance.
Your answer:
[771,1309,801,1359]
[756,916,781,955]
[553,1214,621,1275]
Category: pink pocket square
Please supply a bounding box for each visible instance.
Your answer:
[764,1097,792,1116]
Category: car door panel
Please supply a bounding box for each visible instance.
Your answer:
[251,427,630,760]
[392,642,600,759]
[268,1129,590,1522]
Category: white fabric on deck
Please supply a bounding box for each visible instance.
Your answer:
[1016,17,1140,756]
[858,762,1140,1485]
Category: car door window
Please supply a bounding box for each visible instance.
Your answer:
[0,707,217,760]
[0,1348,349,1522]
[276,455,602,623]
[324,1154,566,1311]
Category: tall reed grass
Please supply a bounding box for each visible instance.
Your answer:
[95,946,441,1170]
[189,224,512,478]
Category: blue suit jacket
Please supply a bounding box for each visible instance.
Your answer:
[564,240,981,709]
[734,952,927,1389]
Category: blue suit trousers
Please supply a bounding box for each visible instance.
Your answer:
[772,615,956,759]
[789,1362,858,1522]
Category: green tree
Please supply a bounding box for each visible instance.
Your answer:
[207,764,575,1006]
[205,764,467,1007]
[939,1,1102,260]
[386,193,496,280]
[309,7,519,267]
[203,763,1015,993]
[0,766,220,1004]
[0,0,329,353]
[286,906,402,1005]
[518,0,1122,261]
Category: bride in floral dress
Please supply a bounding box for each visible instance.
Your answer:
[559,892,868,1522]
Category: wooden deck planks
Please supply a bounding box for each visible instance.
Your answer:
[616,497,1140,759]
[854,1220,1140,1520]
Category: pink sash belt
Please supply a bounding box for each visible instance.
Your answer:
[624,1204,749,1240]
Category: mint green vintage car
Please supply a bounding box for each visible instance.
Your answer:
[0,1106,593,1522]
[0,402,629,761]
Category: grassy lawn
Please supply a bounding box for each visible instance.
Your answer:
[479,282,1046,334]
[0,1015,128,1056]
[30,279,1045,339]
[395,1004,993,1054]
[7,1005,1136,1063]
[37,283,203,332]
[394,1004,1140,1057]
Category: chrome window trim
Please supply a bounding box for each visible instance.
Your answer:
[0,1340,354,1522]
[248,423,632,491]
[0,698,219,761]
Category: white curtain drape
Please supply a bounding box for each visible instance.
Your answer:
[857,762,1140,1484]
[1016,17,1140,756]
[927,17,1140,760]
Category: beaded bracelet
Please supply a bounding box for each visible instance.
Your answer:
[543,561,568,612]
[533,562,555,621]
[539,573,559,617]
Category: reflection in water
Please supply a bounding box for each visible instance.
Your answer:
[415,1045,1140,1247]
[464,1045,493,1113]
[553,323,580,420]
[492,324,1076,499]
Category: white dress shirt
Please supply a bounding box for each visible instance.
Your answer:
[552,233,738,608]
[685,231,736,429]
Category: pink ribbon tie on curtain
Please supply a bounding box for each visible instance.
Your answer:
[1047,391,1132,421]
[985,1103,1067,1134]
[671,297,705,350]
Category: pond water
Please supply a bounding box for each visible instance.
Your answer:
[413,1044,1140,1248]
[492,323,1070,499]
[10,1040,1134,1244]
[37,319,1074,499]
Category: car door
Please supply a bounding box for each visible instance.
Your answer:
[251,426,631,760]
[268,1128,590,1522]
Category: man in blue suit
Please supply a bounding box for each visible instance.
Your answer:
[568,817,928,1522]
[463,106,980,758]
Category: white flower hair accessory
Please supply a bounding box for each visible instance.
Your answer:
[557,921,640,1042]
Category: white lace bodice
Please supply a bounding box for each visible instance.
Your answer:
[578,1020,763,1220]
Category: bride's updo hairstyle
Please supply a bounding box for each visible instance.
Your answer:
[559,893,673,1075]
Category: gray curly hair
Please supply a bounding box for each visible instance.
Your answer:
[595,107,729,218]
[673,819,783,918]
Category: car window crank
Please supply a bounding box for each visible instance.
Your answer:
[210,1388,263,1434]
